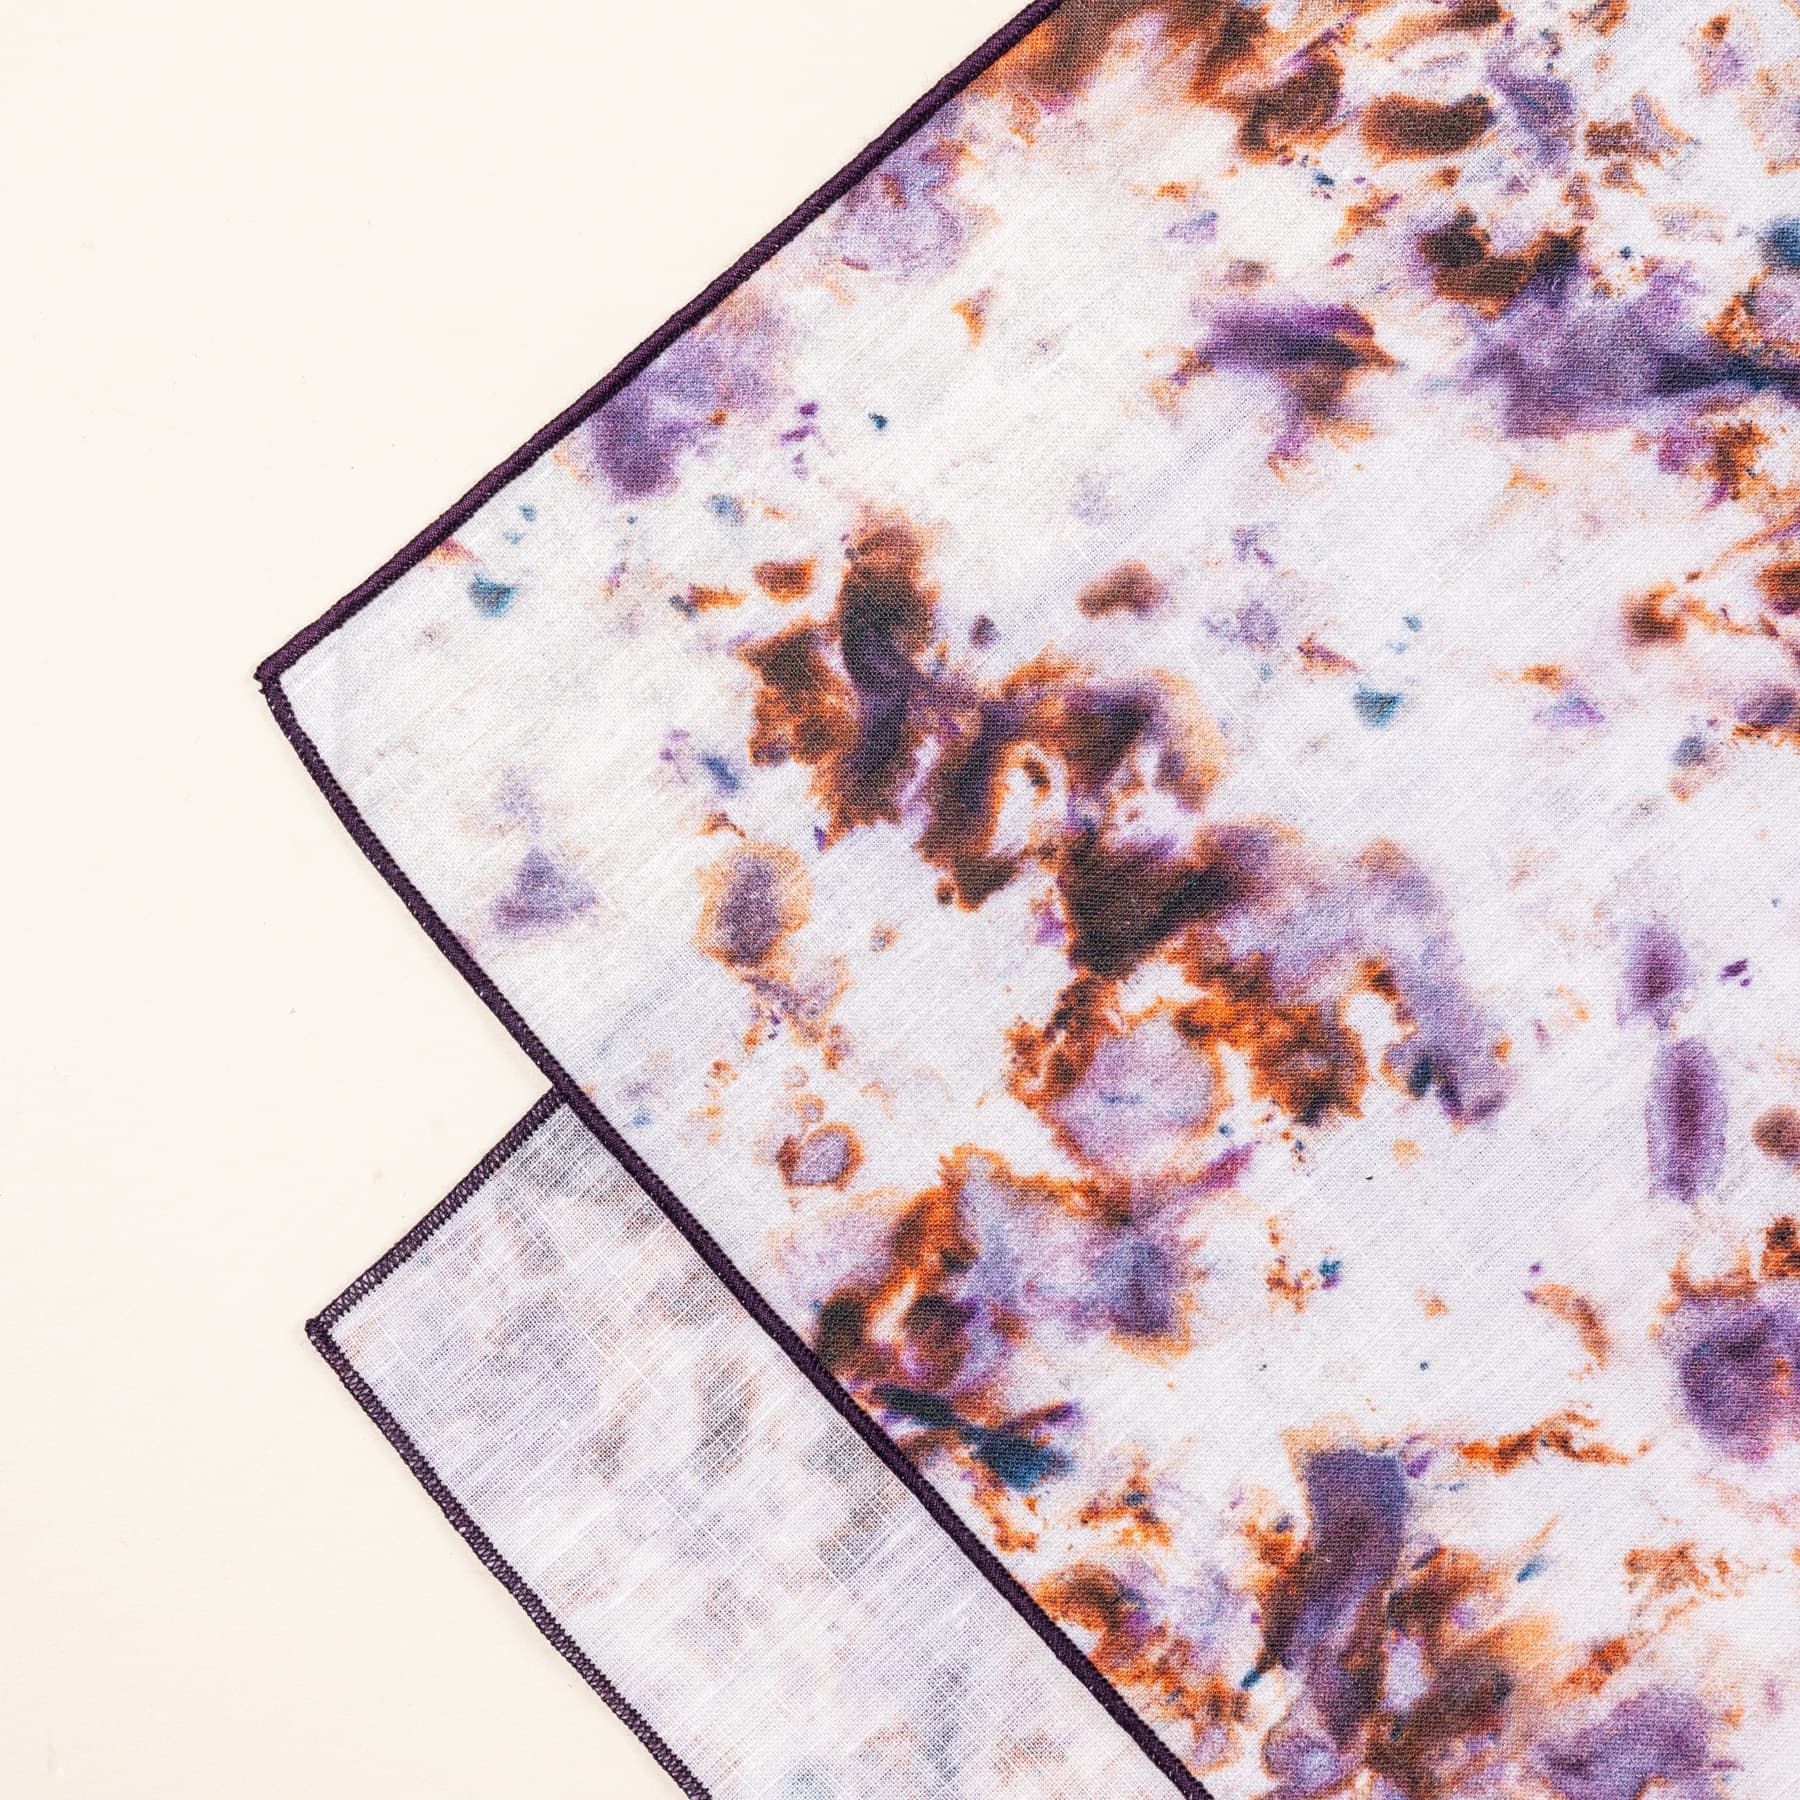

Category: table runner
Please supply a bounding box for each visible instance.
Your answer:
[267,1,1800,1793]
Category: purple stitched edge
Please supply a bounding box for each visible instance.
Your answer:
[266,3,1216,1793]
[270,680,1210,1800]
[254,0,1067,689]
[308,1093,712,1800]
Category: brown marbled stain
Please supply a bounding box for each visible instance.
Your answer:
[1378,0,1508,51]
[741,621,856,768]
[1011,1,1270,105]
[1053,830,1254,980]
[1368,1564,1527,1799]
[1416,210,1582,317]
[1035,1562,1250,1752]
[1362,93,1496,159]
[1174,952,1371,1126]
[1622,585,1688,645]
[741,516,1225,909]
[1758,562,1800,615]
[1763,1216,1800,1278]
[1754,1106,1800,1165]
[739,516,935,842]
[1078,560,1167,618]
[812,1150,1091,1394]
[739,518,1504,1137]
[1250,1450,1568,1796]
[1235,53,1343,160]
[1001,2,1346,161]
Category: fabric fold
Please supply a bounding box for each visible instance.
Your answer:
[312,1096,1187,1798]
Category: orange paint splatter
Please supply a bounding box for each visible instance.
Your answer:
[1297,633,1358,673]
[952,291,992,344]
[753,559,816,602]
[685,584,745,613]
[1267,1255,1322,1311]
[1624,1541,1723,1603]
[1075,1463,1175,1549]
[1529,1283,1613,1366]
[1458,1409,1630,1473]
[1562,1634,1634,1693]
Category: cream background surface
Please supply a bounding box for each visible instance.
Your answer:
[1,3,1018,1793]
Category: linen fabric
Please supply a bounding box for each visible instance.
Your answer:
[271,2,1800,1792]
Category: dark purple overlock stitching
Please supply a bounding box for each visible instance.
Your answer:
[309,1094,712,1800]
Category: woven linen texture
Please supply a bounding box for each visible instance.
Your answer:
[275,0,1800,1792]
[322,1101,1179,1798]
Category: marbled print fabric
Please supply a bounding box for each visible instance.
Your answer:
[274,1,1800,1793]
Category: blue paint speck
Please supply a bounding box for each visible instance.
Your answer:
[1517,1556,1548,1583]
[520,504,537,520]
[708,494,745,524]
[469,575,517,616]
[869,412,889,431]
[1769,219,1800,268]
[1320,1257,1343,1288]
[1672,734,1706,767]
[974,1431,1069,1491]
[1354,687,1403,728]
[699,753,741,795]
[1403,614,1422,632]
